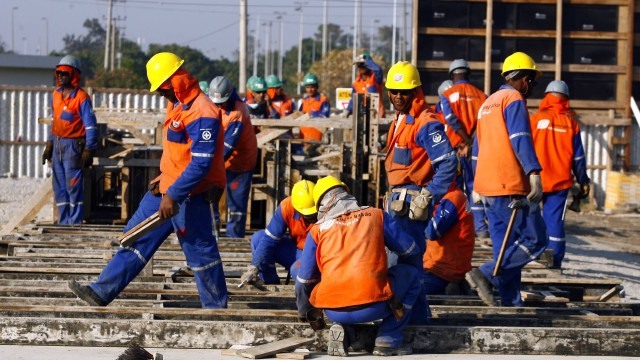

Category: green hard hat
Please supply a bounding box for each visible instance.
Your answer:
[247,76,267,92]
[265,74,283,88]
[302,73,318,86]
[199,81,209,93]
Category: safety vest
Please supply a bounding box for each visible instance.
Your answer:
[442,82,486,147]
[159,92,226,195]
[423,188,475,282]
[474,88,530,196]
[280,197,313,250]
[385,95,439,187]
[309,208,393,308]
[222,100,258,173]
[353,72,386,116]
[267,89,295,118]
[530,94,581,192]
[52,87,91,139]
[299,94,329,141]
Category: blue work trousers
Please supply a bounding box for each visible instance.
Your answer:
[51,136,84,225]
[250,230,301,284]
[479,195,548,306]
[226,170,253,238]
[422,271,450,295]
[542,189,570,269]
[89,192,228,308]
[325,264,421,349]
[458,156,488,233]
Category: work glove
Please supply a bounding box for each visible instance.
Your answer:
[527,174,543,204]
[471,191,482,205]
[238,265,260,288]
[42,141,53,165]
[409,187,432,221]
[80,149,94,168]
[306,307,326,331]
[579,182,590,199]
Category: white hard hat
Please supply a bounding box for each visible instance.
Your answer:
[209,76,233,104]
[545,80,569,97]
[438,80,453,96]
[58,55,81,72]
[449,59,470,74]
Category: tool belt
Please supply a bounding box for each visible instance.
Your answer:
[388,187,431,221]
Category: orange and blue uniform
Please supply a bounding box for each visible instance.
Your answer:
[219,90,258,238]
[472,84,548,306]
[245,92,270,119]
[299,94,330,141]
[423,187,475,294]
[267,88,296,119]
[440,80,488,235]
[250,196,313,284]
[88,69,228,308]
[530,93,589,268]
[347,58,386,116]
[50,70,97,225]
[296,208,422,349]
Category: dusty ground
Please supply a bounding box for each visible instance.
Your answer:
[0,177,639,300]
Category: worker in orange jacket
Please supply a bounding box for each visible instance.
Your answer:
[441,59,489,237]
[298,72,329,142]
[470,52,548,307]
[266,74,295,118]
[344,53,386,118]
[296,176,423,356]
[208,76,258,238]
[423,184,475,295]
[42,55,98,225]
[69,52,228,308]
[530,80,590,269]
[245,76,270,119]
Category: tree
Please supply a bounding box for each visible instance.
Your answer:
[58,18,107,81]
[314,23,344,52]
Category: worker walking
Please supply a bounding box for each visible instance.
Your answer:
[344,53,386,118]
[296,176,423,356]
[298,73,330,142]
[241,180,316,285]
[469,52,548,307]
[384,61,457,324]
[208,76,258,238]
[245,76,270,119]
[42,55,97,225]
[530,80,590,269]
[68,52,228,308]
[441,59,489,238]
[266,74,296,118]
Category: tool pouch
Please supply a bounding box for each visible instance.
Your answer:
[306,308,327,331]
[409,188,431,221]
[390,188,408,216]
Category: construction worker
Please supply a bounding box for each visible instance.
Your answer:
[240,180,316,285]
[530,80,590,269]
[423,184,475,295]
[208,76,258,238]
[199,80,209,93]
[296,176,423,356]
[68,52,228,308]
[266,74,296,118]
[384,61,457,324]
[441,59,489,238]
[298,72,330,142]
[41,55,97,225]
[344,53,386,118]
[245,75,270,119]
[469,52,548,307]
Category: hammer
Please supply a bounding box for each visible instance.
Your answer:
[493,199,525,277]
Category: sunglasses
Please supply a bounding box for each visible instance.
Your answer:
[527,77,538,88]
[55,71,70,77]
[389,89,413,96]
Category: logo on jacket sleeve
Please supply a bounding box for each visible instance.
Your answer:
[202,130,212,141]
[433,133,442,143]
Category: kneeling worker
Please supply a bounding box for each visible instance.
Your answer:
[296,176,423,356]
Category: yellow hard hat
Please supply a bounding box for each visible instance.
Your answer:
[385,61,422,90]
[291,180,317,216]
[501,52,542,78]
[146,52,185,92]
[313,176,347,209]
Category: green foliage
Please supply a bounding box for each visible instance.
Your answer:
[87,67,147,89]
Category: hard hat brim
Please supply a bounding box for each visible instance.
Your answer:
[149,59,185,92]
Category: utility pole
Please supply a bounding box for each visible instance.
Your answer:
[352,0,359,82]
[239,0,247,93]
[370,19,379,53]
[41,17,49,55]
[11,7,18,54]
[322,0,328,58]
[392,0,397,65]
[274,11,286,80]
[296,6,303,95]
[253,16,260,77]
[104,0,113,69]
[264,21,271,77]
[401,0,407,61]
[110,19,116,71]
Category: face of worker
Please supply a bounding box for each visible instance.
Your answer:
[251,90,266,102]
[156,80,178,103]
[388,88,416,113]
[357,64,370,77]
[510,73,537,99]
[305,85,318,97]
[56,70,71,87]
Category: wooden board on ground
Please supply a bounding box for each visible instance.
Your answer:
[222,345,252,356]
[0,178,52,236]
[238,337,314,359]
[275,352,309,359]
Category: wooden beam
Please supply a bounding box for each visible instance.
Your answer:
[251,117,353,129]
[420,27,625,40]
[238,337,314,359]
[484,0,494,94]
[0,178,52,236]
[555,0,563,79]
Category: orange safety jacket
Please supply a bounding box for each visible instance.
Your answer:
[51,87,98,147]
[278,197,313,250]
[352,72,386,116]
[308,207,393,308]
[299,94,330,141]
[423,187,475,282]
[441,81,486,147]
[159,70,226,202]
[267,88,295,118]
[221,98,258,173]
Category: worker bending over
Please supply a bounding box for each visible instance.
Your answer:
[296,176,423,356]
[266,74,296,118]
[530,80,590,269]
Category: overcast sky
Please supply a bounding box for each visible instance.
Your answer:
[3,0,412,59]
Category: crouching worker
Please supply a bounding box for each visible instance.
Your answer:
[240,180,317,286]
[423,184,475,295]
[295,176,424,356]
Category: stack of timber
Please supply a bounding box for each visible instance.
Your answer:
[0,223,638,355]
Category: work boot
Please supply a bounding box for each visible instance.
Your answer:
[68,280,108,306]
[465,268,497,306]
[327,323,350,356]
[372,345,412,356]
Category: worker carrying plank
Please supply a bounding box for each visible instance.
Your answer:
[530,80,590,269]
[343,53,386,118]
[266,74,296,118]
[469,52,548,307]
[240,180,317,286]
[295,176,423,356]
[68,52,228,308]
[384,61,457,324]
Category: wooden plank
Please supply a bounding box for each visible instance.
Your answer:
[275,352,309,359]
[256,128,290,148]
[484,0,493,94]
[0,178,52,235]
[598,285,624,302]
[555,0,563,79]
[238,337,314,359]
[251,117,353,129]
